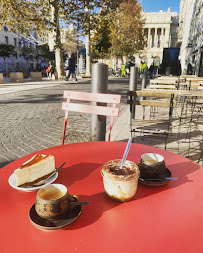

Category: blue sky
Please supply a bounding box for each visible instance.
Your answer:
[141,0,180,13]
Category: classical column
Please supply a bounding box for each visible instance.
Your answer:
[164,28,170,47]
[148,28,150,48]
[154,28,158,48]
[161,28,164,48]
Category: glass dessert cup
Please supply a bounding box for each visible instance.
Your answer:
[101,159,140,202]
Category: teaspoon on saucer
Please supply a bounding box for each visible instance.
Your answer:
[145,177,178,181]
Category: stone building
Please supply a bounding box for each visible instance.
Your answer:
[0,26,45,74]
[134,8,179,69]
[0,26,39,74]
[0,24,85,75]
[178,0,203,76]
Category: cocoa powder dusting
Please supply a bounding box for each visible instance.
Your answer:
[109,166,135,176]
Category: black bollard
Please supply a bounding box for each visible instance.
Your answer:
[129,66,138,120]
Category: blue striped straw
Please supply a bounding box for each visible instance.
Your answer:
[120,137,133,169]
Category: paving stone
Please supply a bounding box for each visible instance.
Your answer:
[0,78,202,169]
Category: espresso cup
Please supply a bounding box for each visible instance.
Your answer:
[35,184,79,220]
[140,153,166,179]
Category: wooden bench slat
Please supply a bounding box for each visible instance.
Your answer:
[127,100,176,108]
[148,84,176,89]
[127,90,178,99]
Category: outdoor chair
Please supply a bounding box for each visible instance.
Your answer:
[186,99,203,160]
[62,90,121,145]
[127,90,177,150]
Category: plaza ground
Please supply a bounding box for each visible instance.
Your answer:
[0,76,202,169]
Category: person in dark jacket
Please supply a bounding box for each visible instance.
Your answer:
[149,63,156,79]
[65,53,77,82]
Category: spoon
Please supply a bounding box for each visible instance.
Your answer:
[120,137,133,169]
[32,162,66,187]
[145,177,178,181]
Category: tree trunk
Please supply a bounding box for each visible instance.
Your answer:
[85,5,91,77]
[86,30,91,77]
[51,4,64,79]
[55,47,64,79]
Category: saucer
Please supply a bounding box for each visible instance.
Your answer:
[29,204,82,231]
[138,168,172,186]
[8,172,58,192]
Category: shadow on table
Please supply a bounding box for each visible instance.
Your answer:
[57,162,103,187]
[64,192,122,230]
[134,159,200,200]
[64,159,201,230]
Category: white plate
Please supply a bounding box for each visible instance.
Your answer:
[8,172,58,192]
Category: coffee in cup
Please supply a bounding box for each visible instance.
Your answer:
[101,159,140,202]
[140,153,166,179]
[35,184,79,220]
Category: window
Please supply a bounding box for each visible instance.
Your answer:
[5,36,8,45]
[14,38,17,46]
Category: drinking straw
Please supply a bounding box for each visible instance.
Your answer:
[120,137,133,169]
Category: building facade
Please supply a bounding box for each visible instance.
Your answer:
[178,0,203,76]
[0,24,85,75]
[0,26,43,74]
[134,8,179,68]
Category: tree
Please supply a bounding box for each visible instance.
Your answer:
[109,0,145,57]
[37,44,55,62]
[0,43,16,72]
[20,46,36,68]
[0,0,79,78]
[78,1,125,74]
[65,0,122,75]
[67,0,103,76]
[0,0,138,77]
[92,14,112,59]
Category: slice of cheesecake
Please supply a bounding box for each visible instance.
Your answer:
[14,154,55,187]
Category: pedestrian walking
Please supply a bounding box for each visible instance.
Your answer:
[140,61,147,78]
[149,62,156,79]
[46,61,53,80]
[65,53,77,82]
[121,64,126,77]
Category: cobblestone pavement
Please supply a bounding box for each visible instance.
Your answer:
[1,77,202,169]
[0,77,131,168]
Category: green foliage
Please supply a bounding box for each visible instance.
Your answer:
[20,46,36,61]
[37,44,55,61]
[92,0,145,58]
[0,0,107,77]
[0,0,145,71]
[109,0,145,57]
[0,0,103,37]
[92,16,112,58]
[0,44,16,59]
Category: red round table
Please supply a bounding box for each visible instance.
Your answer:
[1,142,203,253]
